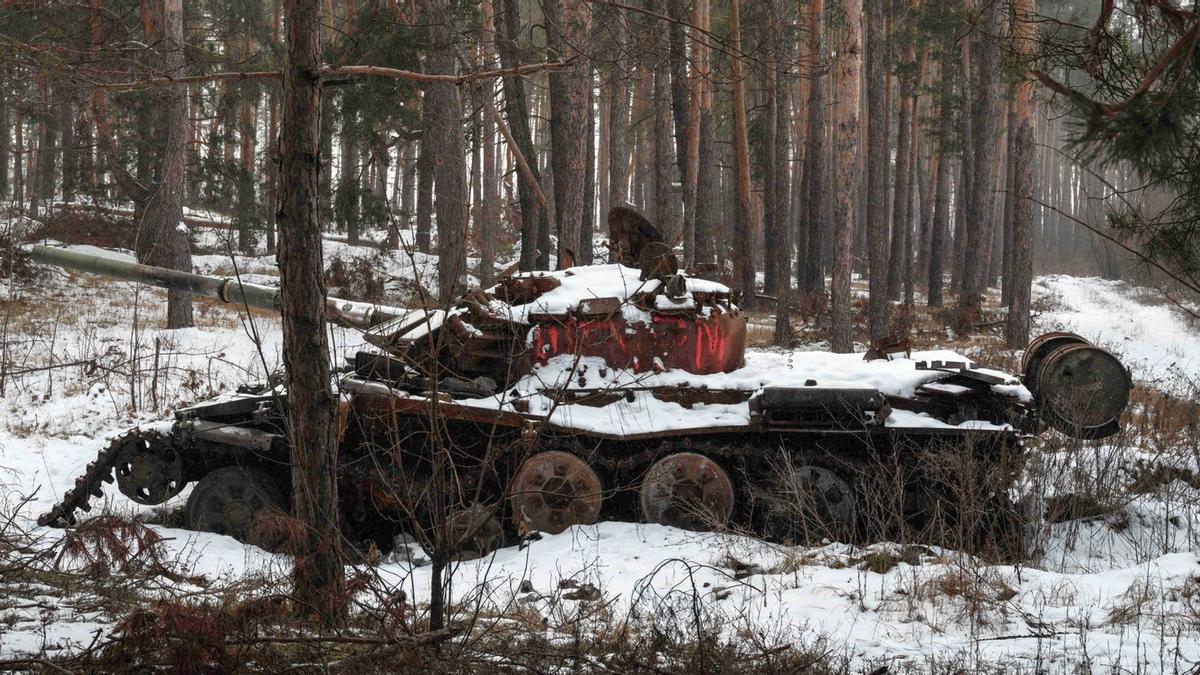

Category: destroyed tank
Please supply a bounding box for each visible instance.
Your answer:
[33,208,1134,555]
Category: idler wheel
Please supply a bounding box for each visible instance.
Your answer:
[640,452,734,530]
[446,504,504,560]
[185,466,285,549]
[509,451,603,534]
[763,464,857,542]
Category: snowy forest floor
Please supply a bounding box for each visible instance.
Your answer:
[1,217,1199,672]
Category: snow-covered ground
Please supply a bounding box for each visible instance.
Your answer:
[1,233,1198,671]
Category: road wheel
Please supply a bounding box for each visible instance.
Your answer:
[640,452,734,530]
[185,466,285,549]
[762,463,857,543]
[509,451,603,535]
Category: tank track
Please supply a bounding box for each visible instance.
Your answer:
[37,428,164,527]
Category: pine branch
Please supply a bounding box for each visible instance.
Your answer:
[95,61,568,91]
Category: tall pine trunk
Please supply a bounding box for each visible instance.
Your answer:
[479,0,500,282]
[1005,0,1037,347]
[279,0,344,625]
[545,0,590,266]
[730,0,756,311]
[139,0,193,329]
[800,0,828,297]
[864,0,889,341]
[427,0,468,302]
[497,0,548,270]
[831,0,862,352]
[958,0,1003,320]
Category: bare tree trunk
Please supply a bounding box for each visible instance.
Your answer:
[265,91,279,254]
[479,0,500,282]
[769,31,793,345]
[545,0,590,266]
[800,0,828,297]
[598,87,611,224]
[139,0,193,329]
[928,52,955,308]
[1001,90,1017,307]
[691,0,717,266]
[831,0,861,352]
[668,0,691,236]
[864,0,888,341]
[579,75,596,264]
[337,106,360,244]
[730,0,756,310]
[1005,0,1037,348]
[60,99,78,205]
[763,28,788,299]
[607,6,630,212]
[415,134,433,253]
[0,71,8,201]
[427,0,468,302]
[958,0,1003,320]
[887,20,916,302]
[279,0,343,625]
[13,111,23,210]
[648,0,676,239]
[951,39,972,297]
[497,0,547,270]
[683,0,709,265]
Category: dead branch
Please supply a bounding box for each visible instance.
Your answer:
[96,61,567,91]
[1034,17,1200,116]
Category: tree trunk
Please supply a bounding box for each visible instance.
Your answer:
[1000,90,1017,307]
[545,0,590,267]
[13,111,23,210]
[683,0,709,265]
[266,91,279,254]
[139,0,193,329]
[1005,0,1036,348]
[479,0,500,282]
[951,39,972,297]
[928,51,956,308]
[279,0,343,625]
[497,0,548,270]
[579,75,596,264]
[958,0,1003,320]
[831,0,861,351]
[763,35,784,298]
[61,100,78,205]
[800,0,828,296]
[607,6,631,214]
[0,71,8,201]
[415,134,433,253]
[667,0,690,230]
[864,0,889,341]
[692,0,716,266]
[427,0,468,302]
[730,0,756,311]
[887,26,916,302]
[337,105,360,244]
[650,0,675,238]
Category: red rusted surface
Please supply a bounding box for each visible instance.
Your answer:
[351,389,530,429]
[509,451,603,534]
[639,452,735,530]
[531,311,746,375]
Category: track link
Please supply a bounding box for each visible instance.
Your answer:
[37,428,163,527]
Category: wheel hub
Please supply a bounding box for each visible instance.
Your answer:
[509,451,603,534]
[640,452,734,531]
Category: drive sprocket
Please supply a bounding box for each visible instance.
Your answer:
[37,428,174,527]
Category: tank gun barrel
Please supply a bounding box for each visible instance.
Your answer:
[29,245,411,330]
